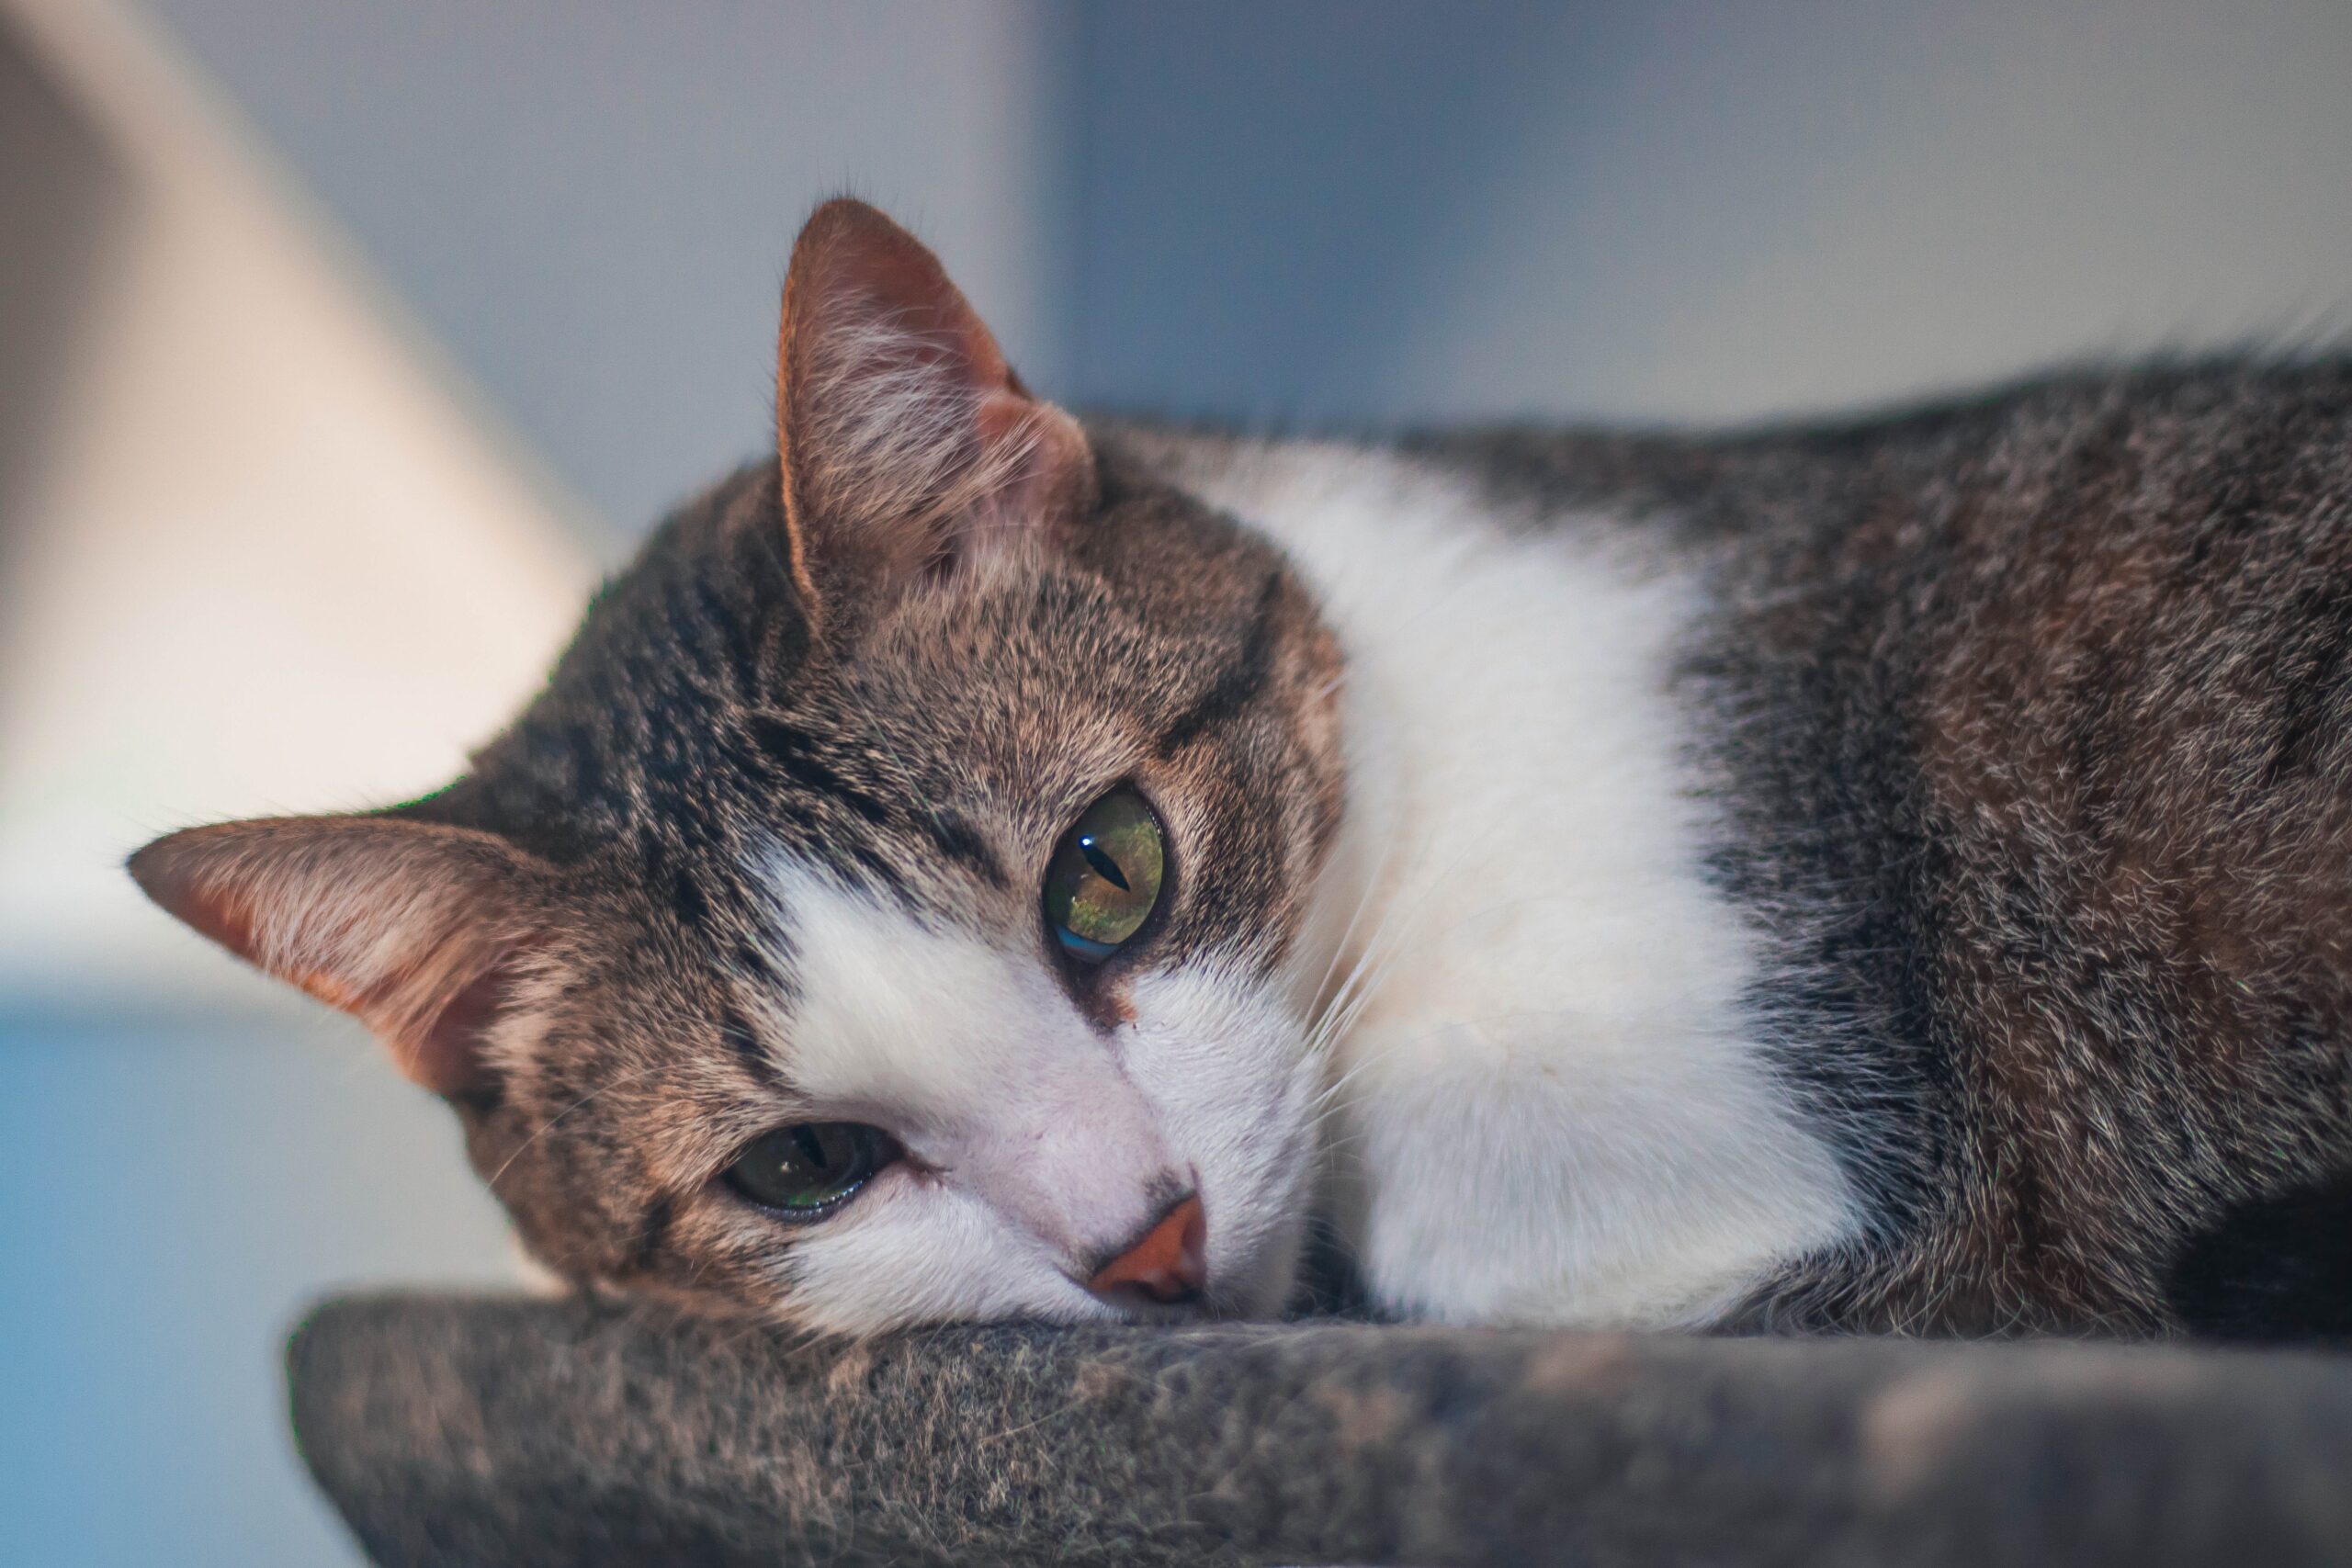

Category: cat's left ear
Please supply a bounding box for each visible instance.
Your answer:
[773,197,1094,634]
[127,816,553,1100]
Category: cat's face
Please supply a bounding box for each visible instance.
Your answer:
[129,200,1346,1333]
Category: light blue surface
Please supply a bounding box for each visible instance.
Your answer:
[0,1010,514,1567]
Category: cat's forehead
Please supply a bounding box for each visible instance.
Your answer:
[823,573,1250,789]
[455,447,1332,945]
[734,584,1295,948]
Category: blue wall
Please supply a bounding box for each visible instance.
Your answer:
[1067,0,1598,423]
[1068,0,2352,427]
[0,1011,513,1566]
[144,0,2352,519]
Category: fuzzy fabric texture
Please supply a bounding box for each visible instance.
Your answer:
[291,1292,2352,1567]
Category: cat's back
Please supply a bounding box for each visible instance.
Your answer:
[1644,358,2352,1336]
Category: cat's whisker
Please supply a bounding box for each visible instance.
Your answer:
[1302,909,1439,1115]
[1307,823,1452,1028]
[1301,810,1408,1032]
[1303,830,1486,1077]
[488,1063,668,1191]
[1306,878,1490,1104]
[1304,876,1379,1022]
[1302,916,1412,1083]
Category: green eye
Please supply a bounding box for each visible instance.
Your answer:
[1044,788,1166,963]
[724,1123,896,1217]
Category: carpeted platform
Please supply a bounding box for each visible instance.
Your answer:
[288,1293,2352,1567]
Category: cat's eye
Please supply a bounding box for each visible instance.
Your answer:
[1044,787,1167,963]
[723,1122,896,1218]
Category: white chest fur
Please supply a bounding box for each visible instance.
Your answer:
[1174,441,1860,1327]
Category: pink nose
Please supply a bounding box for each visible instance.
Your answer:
[1087,1192,1207,1305]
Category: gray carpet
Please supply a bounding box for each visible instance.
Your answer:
[288,1294,2352,1566]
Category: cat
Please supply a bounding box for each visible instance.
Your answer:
[130,197,2352,1340]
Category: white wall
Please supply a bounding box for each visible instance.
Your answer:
[127,1,2352,483]
[1395,0,2352,423]
[0,0,594,1002]
[138,0,1073,533]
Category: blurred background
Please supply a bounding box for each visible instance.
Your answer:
[2,0,2347,1560]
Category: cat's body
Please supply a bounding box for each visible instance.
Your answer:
[133,202,2352,1340]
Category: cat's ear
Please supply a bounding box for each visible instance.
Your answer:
[127,817,551,1100]
[773,197,1093,630]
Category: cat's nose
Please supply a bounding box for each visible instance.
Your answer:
[1085,1191,1207,1306]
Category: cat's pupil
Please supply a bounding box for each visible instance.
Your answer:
[1044,790,1166,964]
[1079,836,1130,890]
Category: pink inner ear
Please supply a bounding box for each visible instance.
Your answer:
[774,199,1096,612]
[975,388,1092,528]
[790,197,1015,398]
[128,818,539,1102]
[397,952,523,1101]
[264,921,526,1101]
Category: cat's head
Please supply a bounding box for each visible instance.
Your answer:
[129,199,1346,1334]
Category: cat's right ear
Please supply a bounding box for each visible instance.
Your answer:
[771,197,1095,637]
[127,817,552,1100]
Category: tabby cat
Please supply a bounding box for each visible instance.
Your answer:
[131,199,2352,1340]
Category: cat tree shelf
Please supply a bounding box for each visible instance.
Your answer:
[288,1292,2351,1567]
